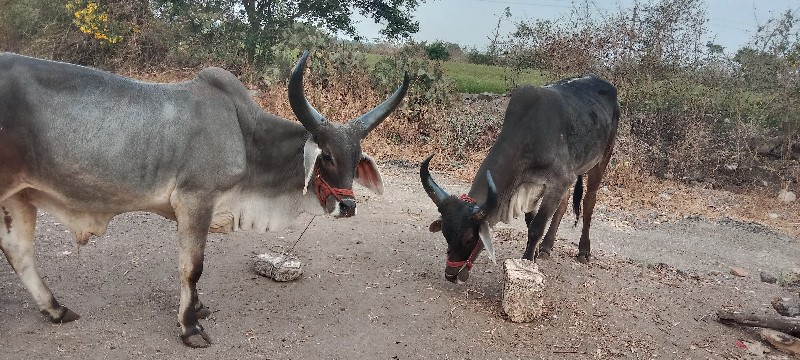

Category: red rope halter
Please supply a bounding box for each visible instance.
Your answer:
[446,193,482,270]
[446,242,483,270]
[459,194,476,204]
[313,164,355,207]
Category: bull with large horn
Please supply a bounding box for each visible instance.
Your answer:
[420,74,619,283]
[0,49,408,348]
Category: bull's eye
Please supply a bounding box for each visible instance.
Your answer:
[321,152,333,162]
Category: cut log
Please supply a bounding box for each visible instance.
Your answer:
[718,311,800,336]
[761,329,800,357]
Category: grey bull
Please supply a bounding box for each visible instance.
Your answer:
[421,75,619,283]
[0,50,408,347]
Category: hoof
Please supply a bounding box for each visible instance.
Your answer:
[195,306,212,319]
[577,253,591,264]
[537,250,551,260]
[47,307,81,323]
[181,329,212,348]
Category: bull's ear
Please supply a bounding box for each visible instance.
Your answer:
[478,222,496,265]
[356,153,384,195]
[429,219,443,232]
[302,137,322,194]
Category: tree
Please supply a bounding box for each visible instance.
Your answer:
[153,0,422,65]
[424,41,450,61]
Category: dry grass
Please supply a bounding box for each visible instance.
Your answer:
[124,68,800,239]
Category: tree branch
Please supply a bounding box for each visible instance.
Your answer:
[717,311,800,336]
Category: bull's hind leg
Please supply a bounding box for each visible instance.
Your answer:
[577,153,613,264]
[173,194,213,348]
[0,195,79,323]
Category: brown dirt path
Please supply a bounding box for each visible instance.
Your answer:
[0,163,797,359]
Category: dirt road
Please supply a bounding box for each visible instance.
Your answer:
[0,163,798,359]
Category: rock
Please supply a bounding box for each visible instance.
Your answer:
[477,92,494,101]
[209,212,234,233]
[768,213,780,220]
[502,259,545,323]
[761,271,778,284]
[461,93,478,102]
[783,268,800,287]
[772,297,800,317]
[757,138,782,158]
[778,190,797,204]
[730,266,749,277]
[253,251,303,282]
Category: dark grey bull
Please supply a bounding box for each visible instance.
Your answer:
[421,75,619,283]
[0,51,408,347]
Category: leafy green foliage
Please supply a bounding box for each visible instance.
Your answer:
[152,0,422,66]
[424,41,450,61]
[372,48,453,109]
[465,49,496,65]
[499,0,799,185]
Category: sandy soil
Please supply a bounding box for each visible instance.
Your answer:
[0,163,798,359]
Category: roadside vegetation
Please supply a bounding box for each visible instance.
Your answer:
[1,0,798,229]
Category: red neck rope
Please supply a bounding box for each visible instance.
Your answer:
[459,194,476,204]
[446,194,482,270]
[313,164,355,207]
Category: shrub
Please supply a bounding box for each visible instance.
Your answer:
[466,49,496,65]
[424,41,450,61]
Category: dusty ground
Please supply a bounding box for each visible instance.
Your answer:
[0,162,799,360]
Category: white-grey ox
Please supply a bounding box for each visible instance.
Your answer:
[0,50,408,347]
[420,75,619,283]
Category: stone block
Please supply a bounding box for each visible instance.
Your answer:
[502,258,545,323]
[254,251,303,282]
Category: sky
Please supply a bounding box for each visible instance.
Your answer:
[351,0,800,54]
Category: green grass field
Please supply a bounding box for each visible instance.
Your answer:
[364,53,546,94]
[440,61,546,94]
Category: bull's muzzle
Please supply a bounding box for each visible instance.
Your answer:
[337,198,356,218]
[444,265,470,284]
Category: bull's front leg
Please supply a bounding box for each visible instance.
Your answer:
[536,194,569,259]
[522,186,570,261]
[173,195,214,348]
[0,196,80,323]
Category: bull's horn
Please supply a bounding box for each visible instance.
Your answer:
[351,72,410,138]
[472,171,498,223]
[420,154,449,206]
[288,50,326,133]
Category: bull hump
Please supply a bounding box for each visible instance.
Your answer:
[197,67,246,94]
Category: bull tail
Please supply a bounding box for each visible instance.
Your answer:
[572,175,583,227]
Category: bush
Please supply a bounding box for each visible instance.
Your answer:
[465,49,496,65]
[499,0,799,188]
[424,41,450,61]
